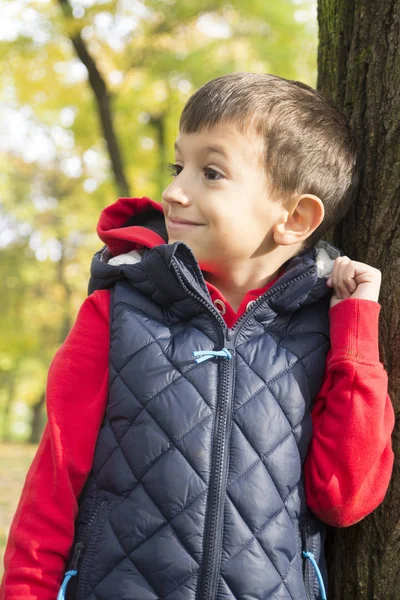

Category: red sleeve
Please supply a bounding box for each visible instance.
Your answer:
[304,298,395,527]
[0,290,111,600]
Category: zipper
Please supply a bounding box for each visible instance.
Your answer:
[230,266,316,336]
[301,524,327,600]
[171,257,316,340]
[171,260,227,331]
[74,499,108,568]
[198,327,235,600]
[171,258,316,599]
[301,525,314,600]
[171,261,234,600]
[66,498,108,598]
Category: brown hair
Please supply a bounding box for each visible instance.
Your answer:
[179,72,360,249]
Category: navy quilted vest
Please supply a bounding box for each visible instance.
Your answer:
[66,240,333,600]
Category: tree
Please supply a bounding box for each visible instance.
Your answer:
[318,1,400,598]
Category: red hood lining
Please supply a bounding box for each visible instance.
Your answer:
[97,196,165,257]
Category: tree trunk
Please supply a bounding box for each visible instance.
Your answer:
[29,392,46,444]
[149,112,168,198]
[317,1,400,598]
[1,374,16,442]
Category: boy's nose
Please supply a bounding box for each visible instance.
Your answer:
[162,181,191,207]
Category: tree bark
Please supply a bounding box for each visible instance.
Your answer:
[58,0,131,198]
[317,1,400,598]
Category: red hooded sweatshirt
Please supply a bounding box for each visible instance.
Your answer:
[0,197,394,600]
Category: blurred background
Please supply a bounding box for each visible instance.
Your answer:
[0,0,317,565]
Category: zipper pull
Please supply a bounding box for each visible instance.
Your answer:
[69,541,84,571]
[300,525,311,551]
[223,329,235,354]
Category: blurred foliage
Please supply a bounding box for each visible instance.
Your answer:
[0,442,38,576]
[0,0,317,441]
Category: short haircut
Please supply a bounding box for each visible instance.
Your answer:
[179,72,360,249]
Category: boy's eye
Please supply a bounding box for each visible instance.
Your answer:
[167,163,183,177]
[166,163,223,181]
[203,167,223,181]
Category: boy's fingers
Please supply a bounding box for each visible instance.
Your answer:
[338,257,353,297]
[343,262,358,294]
[331,257,341,294]
[328,256,381,302]
[332,256,349,298]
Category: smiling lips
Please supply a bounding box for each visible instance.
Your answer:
[167,216,205,229]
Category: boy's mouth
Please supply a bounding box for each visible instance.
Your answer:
[166,216,205,229]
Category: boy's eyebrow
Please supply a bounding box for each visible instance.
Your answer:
[174,141,229,160]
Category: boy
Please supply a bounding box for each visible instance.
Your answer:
[1,73,394,600]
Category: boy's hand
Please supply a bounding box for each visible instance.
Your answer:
[326,256,382,308]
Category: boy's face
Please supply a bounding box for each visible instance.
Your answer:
[161,123,285,273]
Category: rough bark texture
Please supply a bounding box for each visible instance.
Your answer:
[317,1,400,598]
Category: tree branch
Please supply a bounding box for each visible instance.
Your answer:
[58,0,130,197]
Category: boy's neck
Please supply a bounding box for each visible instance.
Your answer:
[201,246,298,313]
[204,271,277,313]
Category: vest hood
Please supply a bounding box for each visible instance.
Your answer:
[97,195,167,256]
[89,196,340,314]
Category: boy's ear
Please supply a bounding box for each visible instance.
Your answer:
[273,194,325,246]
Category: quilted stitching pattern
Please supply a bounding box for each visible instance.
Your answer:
[74,256,330,600]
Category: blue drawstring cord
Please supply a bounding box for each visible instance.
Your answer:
[193,348,232,364]
[303,551,327,599]
[58,555,324,600]
[57,570,77,600]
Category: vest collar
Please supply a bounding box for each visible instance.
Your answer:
[89,196,340,315]
[89,239,338,317]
